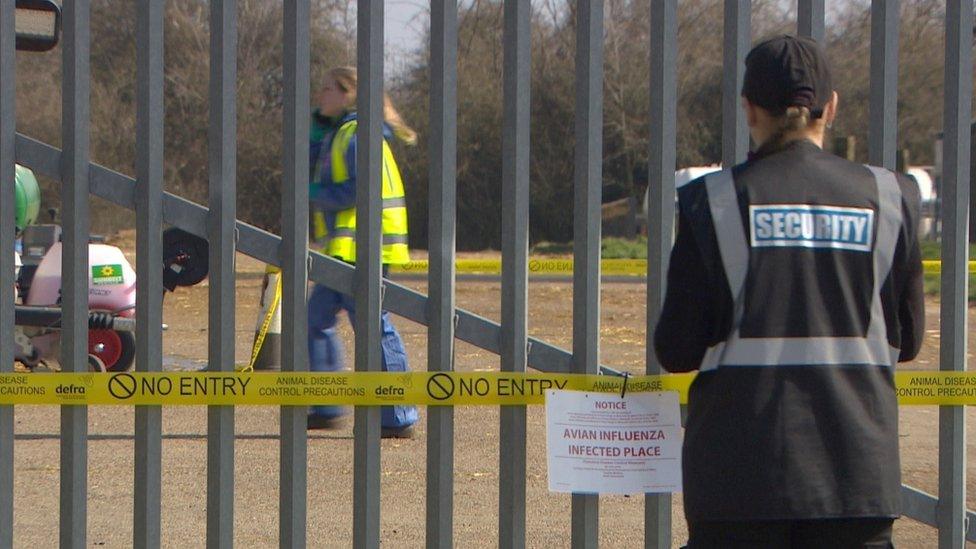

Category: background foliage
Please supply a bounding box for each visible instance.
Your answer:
[13,0,958,249]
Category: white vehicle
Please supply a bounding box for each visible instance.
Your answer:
[675,166,724,189]
[642,166,722,215]
[644,164,935,222]
[905,166,936,204]
[905,166,937,238]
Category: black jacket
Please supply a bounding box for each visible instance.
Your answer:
[654,139,924,523]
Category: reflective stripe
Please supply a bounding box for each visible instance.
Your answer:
[867,166,901,294]
[865,165,903,365]
[383,196,407,208]
[330,229,408,245]
[700,166,903,371]
[713,336,901,368]
[701,170,748,370]
[328,198,406,235]
[382,234,409,245]
[705,170,749,308]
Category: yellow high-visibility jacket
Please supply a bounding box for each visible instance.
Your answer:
[310,115,409,264]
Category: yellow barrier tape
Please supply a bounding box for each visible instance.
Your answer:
[390,258,648,276]
[390,259,972,276]
[0,371,972,406]
[921,260,976,274]
[244,273,281,373]
[0,372,695,406]
[894,371,976,405]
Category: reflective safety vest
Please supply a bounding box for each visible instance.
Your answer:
[325,120,410,264]
[670,147,915,523]
[699,166,903,371]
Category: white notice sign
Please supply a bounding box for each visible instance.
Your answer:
[546,390,681,494]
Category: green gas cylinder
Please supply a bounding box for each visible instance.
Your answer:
[14,164,40,235]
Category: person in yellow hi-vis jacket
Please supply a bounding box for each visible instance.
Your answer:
[306,66,418,438]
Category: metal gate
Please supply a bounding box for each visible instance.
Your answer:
[1,0,973,547]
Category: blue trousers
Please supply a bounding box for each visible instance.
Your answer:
[307,282,418,429]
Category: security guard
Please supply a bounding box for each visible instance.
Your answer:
[655,36,924,547]
[307,66,418,437]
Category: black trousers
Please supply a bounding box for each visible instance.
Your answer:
[685,518,894,549]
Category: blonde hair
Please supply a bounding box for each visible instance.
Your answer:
[330,66,418,146]
[781,106,812,133]
[756,105,816,156]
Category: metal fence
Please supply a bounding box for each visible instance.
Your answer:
[0,0,973,548]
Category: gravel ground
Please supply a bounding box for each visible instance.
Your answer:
[8,250,976,547]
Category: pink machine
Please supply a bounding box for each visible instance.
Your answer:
[14,225,208,372]
[23,242,137,371]
[9,0,210,373]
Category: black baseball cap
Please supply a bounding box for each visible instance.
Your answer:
[741,35,833,118]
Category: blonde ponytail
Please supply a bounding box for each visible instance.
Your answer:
[384,95,417,146]
[781,106,811,133]
[755,106,815,156]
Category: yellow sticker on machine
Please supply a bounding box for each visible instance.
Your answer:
[0,371,971,406]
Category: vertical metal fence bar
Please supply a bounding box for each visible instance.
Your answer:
[134,0,164,547]
[796,0,825,43]
[60,0,90,546]
[280,1,310,547]
[426,0,458,547]
[722,0,750,167]
[939,2,971,546]
[354,0,384,546]
[868,0,898,169]
[207,0,236,547]
[571,0,602,545]
[499,0,530,546]
[0,0,13,546]
[645,1,677,547]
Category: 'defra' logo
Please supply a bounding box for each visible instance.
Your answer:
[375,385,405,397]
[56,384,86,396]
